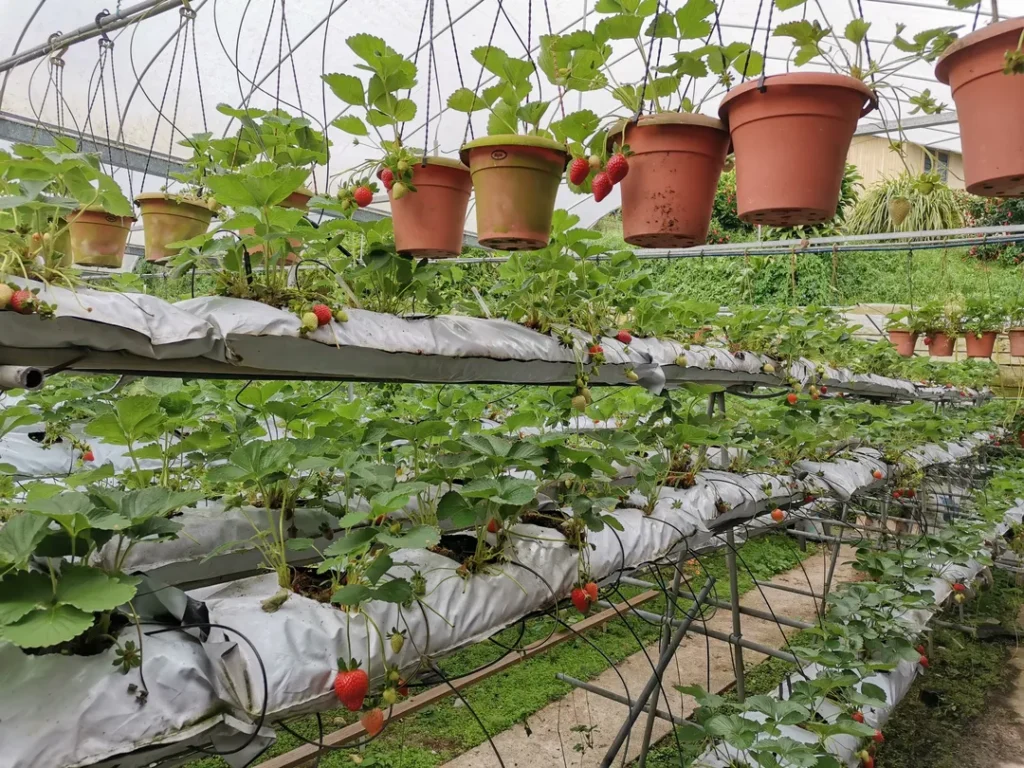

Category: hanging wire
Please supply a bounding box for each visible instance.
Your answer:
[164,8,193,188]
[757,0,776,91]
[462,0,504,145]
[422,0,436,162]
[400,0,432,145]
[634,0,662,121]
[139,19,184,191]
[444,0,471,139]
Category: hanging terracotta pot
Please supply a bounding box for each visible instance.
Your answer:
[53,218,72,268]
[936,17,1024,197]
[68,208,135,268]
[888,330,918,357]
[927,331,957,357]
[607,113,730,248]
[1008,328,1024,356]
[718,73,877,227]
[964,331,997,358]
[391,158,472,258]
[135,193,216,263]
[241,186,312,264]
[460,135,568,251]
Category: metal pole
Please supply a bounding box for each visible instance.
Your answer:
[0,0,184,74]
[819,503,847,614]
[599,577,715,768]
[555,675,688,727]
[751,579,823,600]
[725,530,746,701]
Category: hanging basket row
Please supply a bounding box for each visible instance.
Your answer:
[890,330,1011,360]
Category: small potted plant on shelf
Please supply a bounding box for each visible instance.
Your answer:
[960,296,1004,359]
[885,308,924,357]
[450,47,595,250]
[917,301,960,358]
[325,34,471,259]
[1007,300,1024,356]
[935,11,1024,198]
[542,1,734,247]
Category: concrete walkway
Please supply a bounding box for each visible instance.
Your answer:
[441,546,858,768]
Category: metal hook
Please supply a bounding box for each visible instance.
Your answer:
[47,32,67,65]
[95,10,113,44]
[179,1,196,20]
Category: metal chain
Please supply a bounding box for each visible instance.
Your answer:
[189,14,208,134]
[423,0,436,162]
[462,0,504,145]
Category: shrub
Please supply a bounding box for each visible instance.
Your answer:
[845,173,967,235]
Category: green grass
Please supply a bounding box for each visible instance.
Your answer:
[186,534,815,768]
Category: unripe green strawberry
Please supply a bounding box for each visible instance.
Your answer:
[571,395,587,411]
[390,630,405,654]
[392,182,410,200]
[626,369,639,382]
[334,308,349,323]
[0,284,12,310]
[300,312,319,333]
[382,687,399,705]
[581,387,592,404]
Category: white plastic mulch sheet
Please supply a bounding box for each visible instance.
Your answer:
[0,627,269,768]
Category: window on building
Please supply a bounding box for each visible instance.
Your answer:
[924,150,949,183]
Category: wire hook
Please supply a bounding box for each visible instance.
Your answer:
[96,10,114,49]
[47,32,67,65]
[180,2,197,21]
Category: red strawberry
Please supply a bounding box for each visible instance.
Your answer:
[952,582,966,593]
[584,581,599,602]
[571,587,591,615]
[487,518,500,534]
[873,730,884,744]
[919,654,929,668]
[398,678,409,697]
[360,707,385,736]
[905,488,916,498]
[334,663,369,711]
[312,304,333,326]
[916,644,926,655]
[376,167,385,180]
[616,329,632,345]
[820,386,828,394]
[872,469,883,480]
[606,153,629,184]
[353,186,373,208]
[863,757,875,768]
[804,495,816,503]
[589,344,604,356]
[771,508,785,522]
[851,711,865,723]
[592,172,612,203]
[893,490,902,499]
[381,168,395,191]
[568,157,590,186]
[10,289,34,315]
[786,393,798,405]
[923,336,932,346]
[82,450,95,462]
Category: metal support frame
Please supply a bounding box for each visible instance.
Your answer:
[725,530,746,702]
[555,675,688,727]
[600,577,716,768]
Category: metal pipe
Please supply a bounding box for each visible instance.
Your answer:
[725,530,746,702]
[601,602,802,665]
[0,365,44,391]
[554,674,687,727]
[618,576,813,631]
[0,0,184,74]
[751,579,823,601]
[600,577,715,768]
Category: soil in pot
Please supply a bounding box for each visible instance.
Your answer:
[290,566,339,604]
[460,135,568,251]
[965,331,997,359]
[718,73,877,227]
[135,193,215,263]
[429,533,479,564]
[391,158,472,258]
[1009,328,1024,356]
[69,209,135,268]
[936,18,1024,197]
[608,113,730,248]
[927,331,957,357]
[888,330,919,357]
[520,509,571,534]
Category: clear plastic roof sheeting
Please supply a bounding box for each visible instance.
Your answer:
[0,0,1011,231]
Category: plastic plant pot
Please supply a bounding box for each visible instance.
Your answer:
[964,331,997,359]
[460,134,568,251]
[718,73,877,227]
[1008,328,1024,356]
[68,208,135,268]
[888,330,918,357]
[936,17,1024,197]
[135,193,216,263]
[927,331,957,357]
[391,158,472,258]
[607,113,730,248]
[242,186,313,264]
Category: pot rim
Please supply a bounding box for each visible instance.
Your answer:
[718,72,878,120]
[71,207,137,224]
[606,112,727,148]
[459,133,569,166]
[134,192,219,212]
[935,16,1024,84]
[411,156,470,173]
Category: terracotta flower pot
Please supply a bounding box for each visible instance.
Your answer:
[391,158,472,258]
[888,330,918,357]
[68,208,135,268]
[1009,328,1024,356]
[607,113,730,248]
[964,330,997,358]
[936,18,1024,197]
[927,331,957,357]
[135,193,215,263]
[242,186,312,264]
[460,135,568,251]
[718,73,877,227]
